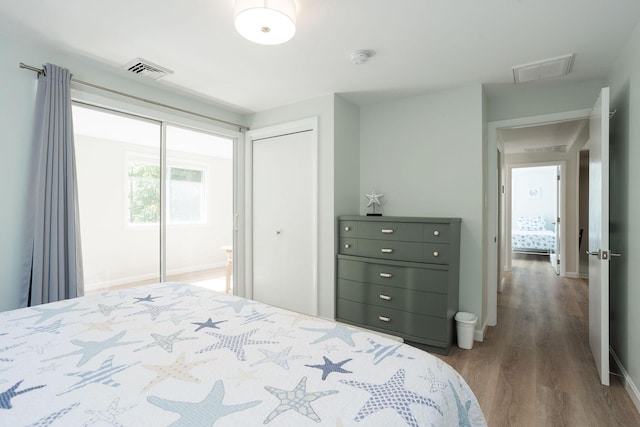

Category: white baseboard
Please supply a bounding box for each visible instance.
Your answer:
[475,317,488,342]
[565,271,589,279]
[610,347,640,415]
[85,262,226,290]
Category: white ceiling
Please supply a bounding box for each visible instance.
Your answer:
[1,1,639,113]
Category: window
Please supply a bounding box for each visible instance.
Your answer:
[127,159,205,225]
[169,167,205,223]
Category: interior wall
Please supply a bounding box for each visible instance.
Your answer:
[487,80,605,122]
[606,20,640,409]
[359,84,485,333]
[0,32,245,311]
[511,166,558,227]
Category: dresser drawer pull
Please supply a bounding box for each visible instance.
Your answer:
[379,294,392,301]
[344,244,351,249]
[344,226,351,231]
[433,230,440,236]
[379,272,393,278]
[378,316,391,322]
[381,248,393,253]
[381,229,394,234]
[433,251,440,257]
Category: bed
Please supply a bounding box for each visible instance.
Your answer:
[512,216,556,254]
[0,282,486,426]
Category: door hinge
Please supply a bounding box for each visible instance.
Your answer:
[557,217,560,224]
[557,259,560,265]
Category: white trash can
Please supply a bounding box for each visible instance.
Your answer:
[455,312,477,350]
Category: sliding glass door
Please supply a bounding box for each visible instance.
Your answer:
[73,104,235,294]
[165,125,234,292]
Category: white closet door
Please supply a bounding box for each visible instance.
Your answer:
[252,128,316,315]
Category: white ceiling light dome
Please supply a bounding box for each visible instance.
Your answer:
[234,0,296,45]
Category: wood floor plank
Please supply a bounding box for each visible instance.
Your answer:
[437,254,640,426]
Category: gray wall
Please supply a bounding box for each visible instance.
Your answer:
[0,33,245,311]
[359,84,486,330]
[606,21,640,406]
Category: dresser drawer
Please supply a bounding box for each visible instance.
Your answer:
[336,298,447,343]
[337,279,447,317]
[337,258,448,294]
[357,239,424,262]
[339,220,358,237]
[355,240,450,264]
[423,224,451,243]
[357,221,423,242]
[338,238,358,255]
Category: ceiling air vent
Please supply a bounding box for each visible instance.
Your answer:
[513,54,574,84]
[523,145,567,153]
[123,58,173,80]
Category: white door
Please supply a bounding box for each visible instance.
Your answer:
[588,87,611,386]
[251,123,317,315]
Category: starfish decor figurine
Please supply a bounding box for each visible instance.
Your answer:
[365,191,384,216]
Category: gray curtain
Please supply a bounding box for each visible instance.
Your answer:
[23,63,84,306]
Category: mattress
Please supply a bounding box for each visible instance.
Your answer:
[512,229,556,251]
[0,283,486,426]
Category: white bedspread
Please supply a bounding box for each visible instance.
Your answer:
[0,283,486,426]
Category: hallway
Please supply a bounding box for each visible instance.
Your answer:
[438,254,640,426]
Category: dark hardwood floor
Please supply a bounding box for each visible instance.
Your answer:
[437,253,640,426]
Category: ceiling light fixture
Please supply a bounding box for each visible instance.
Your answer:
[234,0,296,45]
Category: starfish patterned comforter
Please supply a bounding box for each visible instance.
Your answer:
[0,283,486,426]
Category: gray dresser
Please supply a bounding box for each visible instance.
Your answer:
[336,216,461,354]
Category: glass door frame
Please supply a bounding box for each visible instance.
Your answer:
[71,93,244,295]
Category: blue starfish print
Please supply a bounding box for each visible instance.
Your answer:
[26,402,79,426]
[251,346,309,370]
[305,356,352,380]
[264,377,338,423]
[301,324,359,347]
[133,294,160,304]
[196,329,276,361]
[17,319,65,338]
[59,355,139,395]
[22,302,85,324]
[44,330,142,366]
[0,380,45,409]
[192,317,227,332]
[84,397,136,426]
[134,329,197,353]
[148,380,260,427]
[356,337,415,365]
[449,379,476,427]
[239,309,275,325]
[212,298,256,314]
[126,302,186,321]
[340,369,442,426]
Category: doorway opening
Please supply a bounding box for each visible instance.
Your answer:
[509,165,560,274]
